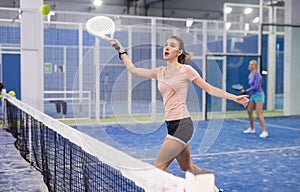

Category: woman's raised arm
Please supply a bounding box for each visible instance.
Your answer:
[109,39,155,79]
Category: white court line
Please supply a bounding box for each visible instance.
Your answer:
[233,119,300,131]
[140,146,300,161]
[190,145,300,159]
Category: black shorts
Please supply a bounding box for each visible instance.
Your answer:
[165,117,194,144]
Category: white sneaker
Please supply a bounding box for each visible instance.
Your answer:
[259,131,269,138]
[243,127,256,134]
[215,186,224,192]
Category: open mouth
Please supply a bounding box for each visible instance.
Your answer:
[164,52,170,57]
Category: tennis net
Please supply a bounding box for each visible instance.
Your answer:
[2,90,215,192]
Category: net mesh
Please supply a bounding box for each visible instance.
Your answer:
[2,93,187,192]
[5,99,144,192]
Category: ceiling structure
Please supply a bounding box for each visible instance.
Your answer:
[0,0,284,20]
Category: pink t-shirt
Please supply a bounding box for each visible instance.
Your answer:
[151,65,200,121]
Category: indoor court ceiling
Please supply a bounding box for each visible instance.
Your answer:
[0,0,284,19]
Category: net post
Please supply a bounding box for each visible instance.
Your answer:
[28,113,32,168]
[1,89,7,128]
[185,169,215,192]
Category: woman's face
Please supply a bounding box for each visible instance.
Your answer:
[248,61,257,71]
[163,38,181,61]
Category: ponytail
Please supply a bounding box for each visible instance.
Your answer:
[178,51,192,64]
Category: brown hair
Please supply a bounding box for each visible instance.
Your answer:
[169,35,192,64]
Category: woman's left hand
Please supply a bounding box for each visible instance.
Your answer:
[234,95,249,107]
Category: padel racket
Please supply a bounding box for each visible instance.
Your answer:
[232,84,244,91]
[86,16,120,50]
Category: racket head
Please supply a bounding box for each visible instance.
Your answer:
[86,16,115,41]
[232,84,244,91]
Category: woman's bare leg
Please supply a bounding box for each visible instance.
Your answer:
[255,102,267,132]
[176,143,201,172]
[247,102,255,130]
[155,138,186,171]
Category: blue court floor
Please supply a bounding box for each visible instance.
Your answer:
[76,116,300,192]
[0,128,48,192]
[1,116,299,192]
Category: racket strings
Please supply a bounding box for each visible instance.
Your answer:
[88,19,114,35]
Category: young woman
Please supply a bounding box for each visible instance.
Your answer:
[241,60,268,138]
[109,36,248,191]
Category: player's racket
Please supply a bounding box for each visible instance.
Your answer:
[86,16,120,50]
[232,84,244,91]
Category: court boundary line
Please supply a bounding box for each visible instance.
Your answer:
[233,119,300,131]
[190,146,300,159]
[140,146,300,161]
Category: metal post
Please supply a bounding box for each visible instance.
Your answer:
[1,89,6,128]
[95,38,100,121]
[63,46,67,99]
[128,26,132,115]
[267,4,276,111]
[78,24,83,116]
[202,21,207,120]
[151,18,157,122]
[222,3,228,114]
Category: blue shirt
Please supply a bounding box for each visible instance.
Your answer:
[246,72,263,94]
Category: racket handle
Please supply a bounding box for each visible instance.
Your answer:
[112,43,120,51]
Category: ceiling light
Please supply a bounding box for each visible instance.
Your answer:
[186,18,193,28]
[244,23,250,31]
[93,0,103,7]
[244,8,253,15]
[18,9,22,19]
[225,22,232,30]
[224,7,232,14]
[265,0,273,5]
[252,17,260,23]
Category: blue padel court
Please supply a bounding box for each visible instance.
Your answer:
[1,116,300,191]
[0,129,47,192]
[75,116,300,192]
[1,1,300,192]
